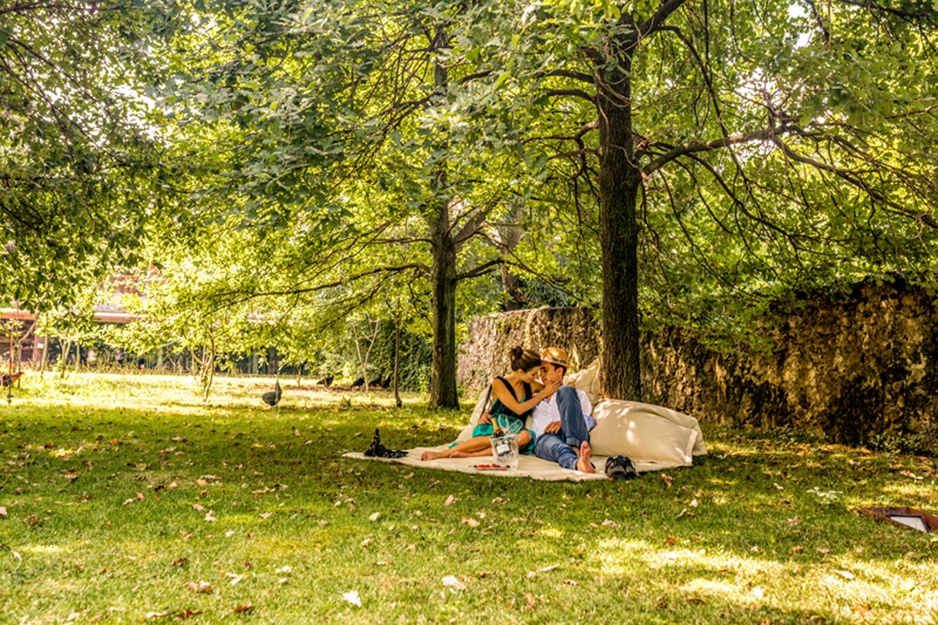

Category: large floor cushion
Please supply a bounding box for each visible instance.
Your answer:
[589,399,706,466]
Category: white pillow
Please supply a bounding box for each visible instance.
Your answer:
[567,358,601,406]
[590,399,700,465]
[455,387,490,442]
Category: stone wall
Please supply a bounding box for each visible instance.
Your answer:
[457,282,938,443]
[457,307,602,390]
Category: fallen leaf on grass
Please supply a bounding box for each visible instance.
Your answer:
[564,579,578,586]
[601,519,619,527]
[66,610,87,621]
[234,602,253,614]
[816,547,831,554]
[136,492,145,501]
[689,499,699,507]
[461,517,480,527]
[172,558,188,567]
[184,580,212,593]
[665,536,677,545]
[444,495,456,506]
[442,576,467,591]
[145,611,170,620]
[360,538,372,548]
[369,512,381,522]
[836,570,856,580]
[343,590,362,607]
[258,512,273,519]
[192,504,204,512]
[403,472,414,480]
[226,573,243,585]
[177,609,202,619]
[524,592,536,609]
[540,564,560,572]
[0,506,6,517]
[661,474,673,487]
[276,566,292,574]
[204,511,217,522]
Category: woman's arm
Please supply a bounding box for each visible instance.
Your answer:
[491,378,560,415]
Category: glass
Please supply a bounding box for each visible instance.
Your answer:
[490,433,520,470]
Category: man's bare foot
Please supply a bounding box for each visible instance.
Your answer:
[421,449,452,461]
[576,441,595,473]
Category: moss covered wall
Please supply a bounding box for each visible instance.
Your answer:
[457,283,938,443]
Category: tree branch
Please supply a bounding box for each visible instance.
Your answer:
[645,124,790,175]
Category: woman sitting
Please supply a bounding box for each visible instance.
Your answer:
[421,346,560,461]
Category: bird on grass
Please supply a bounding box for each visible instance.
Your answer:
[262,380,282,407]
[350,376,364,389]
[316,374,334,387]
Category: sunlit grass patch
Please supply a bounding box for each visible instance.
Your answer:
[1,373,936,623]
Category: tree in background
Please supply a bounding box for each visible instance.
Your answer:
[0,1,176,314]
[481,0,938,399]
[154,0,573,408]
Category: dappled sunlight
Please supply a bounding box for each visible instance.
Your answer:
[3,373,936,623]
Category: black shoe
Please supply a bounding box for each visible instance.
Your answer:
[364,429,406,459]
[605,455,639,480]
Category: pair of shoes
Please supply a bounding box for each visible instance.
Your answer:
[605,455,639,480]
[364,429,406,459]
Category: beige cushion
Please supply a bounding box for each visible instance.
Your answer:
[590,399,705,465]
[567,359,600,406]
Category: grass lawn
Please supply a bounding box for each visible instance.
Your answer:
[1,372,936,624]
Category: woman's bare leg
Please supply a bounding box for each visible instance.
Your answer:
[421,435,492,461]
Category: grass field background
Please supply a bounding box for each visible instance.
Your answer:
[1,373,936,623]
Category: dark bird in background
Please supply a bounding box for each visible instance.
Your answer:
[316,374,334,387]
[262,380,282,407]
[350,376,364,389]
[364,429,406,458]
[368,374,383,388]
[381,374,392,388]
[1,372,23,388]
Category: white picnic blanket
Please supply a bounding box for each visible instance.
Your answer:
[344,445,691,481]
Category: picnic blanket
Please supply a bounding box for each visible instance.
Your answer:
[345,445,700,481]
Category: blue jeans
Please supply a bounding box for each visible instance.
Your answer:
[534,386,592,470]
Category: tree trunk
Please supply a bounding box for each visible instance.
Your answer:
[428,200,460,409]
[427,32,459,410]
[596,55,642,401]
[393,315,402,408]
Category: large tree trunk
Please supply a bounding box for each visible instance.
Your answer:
[428,198,460,409]
[426,33,459,410]
[596,56,642,401]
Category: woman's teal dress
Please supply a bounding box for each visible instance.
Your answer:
[468,376,536,453]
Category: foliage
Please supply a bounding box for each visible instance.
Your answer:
[1,374,936,622]
[0,0,175,312]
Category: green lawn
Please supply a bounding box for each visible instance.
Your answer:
[1,373,936,624]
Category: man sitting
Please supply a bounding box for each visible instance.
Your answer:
[532,348,597,473]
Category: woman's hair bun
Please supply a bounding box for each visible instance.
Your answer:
[508,346,524,361]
